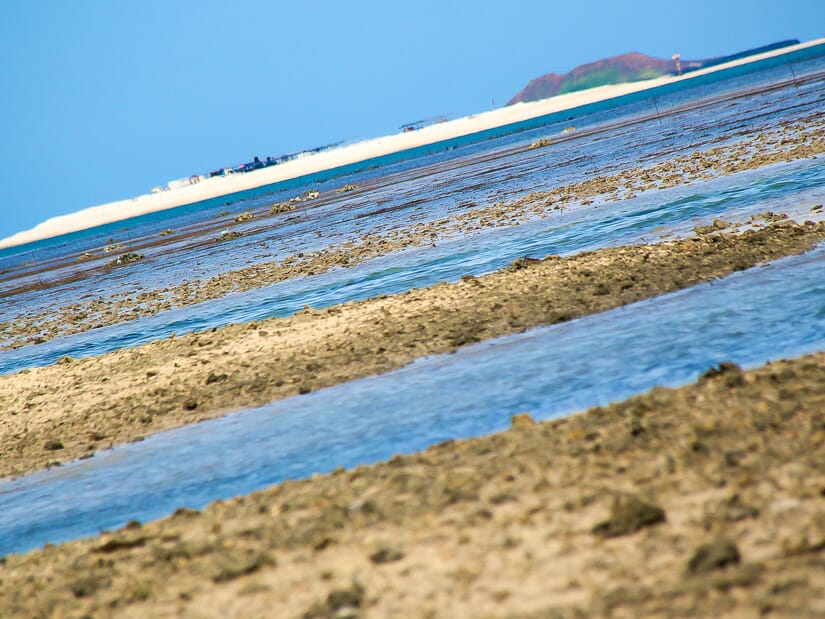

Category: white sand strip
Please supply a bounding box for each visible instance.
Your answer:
[2,37,823,250]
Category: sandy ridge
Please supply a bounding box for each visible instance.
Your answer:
[1,219,824,478]
[1,347,823,617]
[2,112,822,350]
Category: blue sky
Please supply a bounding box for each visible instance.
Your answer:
[0,1,822,240]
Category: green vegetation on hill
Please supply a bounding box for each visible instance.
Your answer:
[508,41,800,105]
[556,66,667,95]
[508,52,676,104]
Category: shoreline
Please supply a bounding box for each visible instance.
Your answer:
[1,218,823,478]
[2,36,823,250]
[2,348,823,616]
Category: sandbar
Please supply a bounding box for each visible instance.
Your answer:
[1,218,823,478]
[1,347,823,617]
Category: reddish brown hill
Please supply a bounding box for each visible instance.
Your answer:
[508,52,683,105]
[508,40,800,105]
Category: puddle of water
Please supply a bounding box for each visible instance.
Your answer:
[1,245,823,556]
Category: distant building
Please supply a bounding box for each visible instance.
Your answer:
[399,116,448,132]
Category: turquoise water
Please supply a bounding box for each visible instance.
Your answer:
[0,48,824,557]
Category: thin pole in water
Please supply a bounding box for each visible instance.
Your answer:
[30,249,43,290]
[789,62,799,90]
[652,97,663,125]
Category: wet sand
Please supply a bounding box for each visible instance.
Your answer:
[1,349,823,617]
[1,218,824,479]
[1,111,822,350]
[1,91,824,618]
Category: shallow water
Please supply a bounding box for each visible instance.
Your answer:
[2,50,825,557]
[2,155,823,375]
[1,245,824,556]
[1,52,824,326]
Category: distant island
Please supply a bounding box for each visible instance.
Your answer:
[507,40,800,104]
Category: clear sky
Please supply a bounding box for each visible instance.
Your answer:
[0,1,822,240]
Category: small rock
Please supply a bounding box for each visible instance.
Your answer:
[369,546,404,564]
[109,252,144,267]
[172,507,200,518]
[269,202,294,214]
[511,412,536,428]
[327,582,364,610]
[312,535,335,551]
[592,495,666,538]
[687,538,740,574]
[217,230,243,242]
[701,361,743,383]
[205,372,228,385]
[489,492,517,505]
[44,439,64,451]
[94,533,148,553]
[212,552,275,583]
[509,256,541,270]
[694,219,729,235]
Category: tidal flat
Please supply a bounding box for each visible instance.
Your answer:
[1,60,825,617]
[1,110,822,350]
